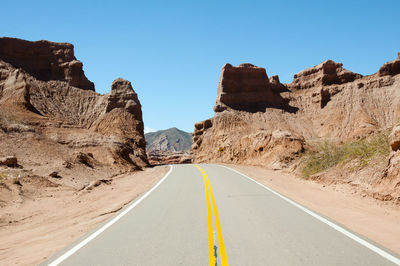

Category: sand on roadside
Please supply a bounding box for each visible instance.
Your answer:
[228,164,400,255]
[0,166,169,266]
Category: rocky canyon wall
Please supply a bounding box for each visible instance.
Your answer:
[0,38,148,182]
[193,54,400,168]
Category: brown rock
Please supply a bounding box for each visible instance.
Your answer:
[105,78,142,119]
[147,150,193,165]
[389,125,400,151]
[193,56,400,171]
[0,37,148,173]
[74,152,94,168]
[289,60,362,90]
[214,63,293,113]
[269,75,288,93]
[0,156,18,167]
[379,53,400,77]
[49,171,61,178]
[0,37,94,90]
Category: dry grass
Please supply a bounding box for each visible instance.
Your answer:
[0,110,34,133]
[0,110,21,126]
[301,131,390,177]
[0,172,8,181]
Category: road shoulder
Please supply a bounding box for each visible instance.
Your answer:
[0,166,169,265]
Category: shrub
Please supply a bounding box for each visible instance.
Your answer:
[301,131,390,177]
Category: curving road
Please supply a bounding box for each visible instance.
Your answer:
[44,164,400,266]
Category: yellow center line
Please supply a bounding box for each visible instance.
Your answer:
[202,166,215,266]
[194,165,229,266]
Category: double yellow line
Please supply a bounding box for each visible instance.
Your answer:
[194,165,229,266]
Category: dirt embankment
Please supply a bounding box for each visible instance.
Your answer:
[0,166,169,265]
[0,37,155,265]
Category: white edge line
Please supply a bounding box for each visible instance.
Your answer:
[218,164,400,266]
[47,165,174,266]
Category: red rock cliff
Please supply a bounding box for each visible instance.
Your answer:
[0,37,94,90]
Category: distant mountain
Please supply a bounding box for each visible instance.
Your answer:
[145,127,192,152]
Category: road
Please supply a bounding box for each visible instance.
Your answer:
[44,164,400,266]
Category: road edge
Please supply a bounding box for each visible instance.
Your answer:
[47,165,174,266]
[218,164,400,266]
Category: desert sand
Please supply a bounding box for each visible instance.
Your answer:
[0,166,168,265]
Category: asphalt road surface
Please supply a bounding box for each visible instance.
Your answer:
[45,164,400,266]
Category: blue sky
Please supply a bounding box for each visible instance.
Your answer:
[3,1,400,132]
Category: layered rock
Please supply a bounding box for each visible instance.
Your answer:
[379,52,400,77]
[0,37,94,90]
[0,38,148,181]
[90,78,147,168]
[289,60,362,91]
[193,53,400,170]
[147,150,193,165]
[214,63,294,113]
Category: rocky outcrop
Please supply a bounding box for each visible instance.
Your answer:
[0,38,148,176]
[0,62,37,112]
[0,156,18,167]
[105,79,142,117]
[289,60,362,91]
[379,52,400,77]
[193,54,400,170]
[0,37,94,90]
[147,150,193,165]
[213,63,294,113]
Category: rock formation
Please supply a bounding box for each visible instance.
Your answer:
[213,63,294,113]
[193,53,400,200]
[379,52,400,77]
[0,38,148,188]
[0,37,94,90]
[147,150,192,165]
[288,60,362,91]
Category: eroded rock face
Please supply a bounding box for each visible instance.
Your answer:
[289,60,362,91]
[0,37,94,90]
[147,150,193,165]
[193,54,400,170]
[379,52,400,77]
[0,38,148,172]
[106,78,142,118]
[214,63,293,113]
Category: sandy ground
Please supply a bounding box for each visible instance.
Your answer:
[0,166,169,266]
[229,164,400,255]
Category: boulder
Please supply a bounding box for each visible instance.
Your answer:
[389,125,400,151]
[49,171,61,178]
[0,37,94,90]
[0,156,18,167]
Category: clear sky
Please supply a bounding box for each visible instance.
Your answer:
[2,1,400,132]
